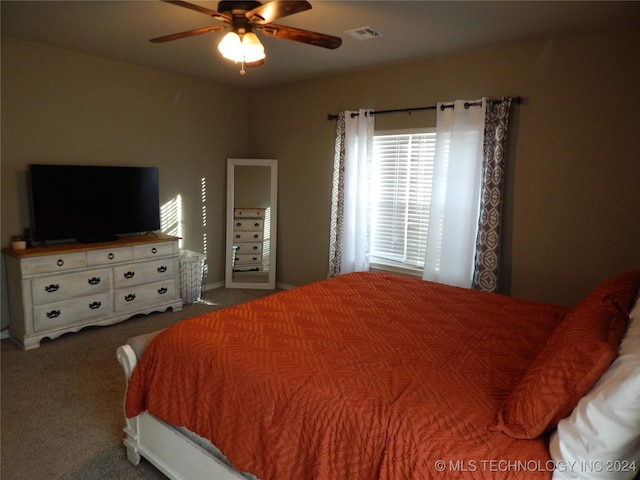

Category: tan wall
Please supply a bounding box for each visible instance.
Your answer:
[234,165,271,208]
[248,28,640,305]
[1,38,249,329]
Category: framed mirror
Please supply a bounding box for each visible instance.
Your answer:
[225,158,278,289]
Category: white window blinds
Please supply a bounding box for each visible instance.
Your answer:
[371,129,436,270]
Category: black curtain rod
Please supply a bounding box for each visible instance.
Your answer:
[327,96,522,121]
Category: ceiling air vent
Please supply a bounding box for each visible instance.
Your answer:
[345,26,384,41]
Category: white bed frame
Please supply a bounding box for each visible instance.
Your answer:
[117,344,252,480]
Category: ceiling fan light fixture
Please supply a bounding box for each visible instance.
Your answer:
[241,32,265,63]
[217,30,265,64]
[218,31,242,60]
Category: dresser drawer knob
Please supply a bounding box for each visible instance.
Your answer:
[108,253,115,260]
[56,259,64,267]
[46,310,61,319]
[123,271,135,279]
[151,247,158,254]
[235,234,241,239]
[89,301,102,310]
[124,294,136,302]
[45,284,60,293]
[158,287,168,295]
[157,266,168,273]
[88,277,101,285]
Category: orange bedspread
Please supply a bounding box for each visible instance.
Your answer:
[126,272,569,480]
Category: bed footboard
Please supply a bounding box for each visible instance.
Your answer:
[116,342,253,480]
[117,344,144,466]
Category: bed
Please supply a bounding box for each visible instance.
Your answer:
[118,270,640,480]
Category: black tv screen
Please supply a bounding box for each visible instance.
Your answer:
[29,164,161,243]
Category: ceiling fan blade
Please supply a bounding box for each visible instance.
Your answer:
[163,0,231,23]
[245,0,311,24]
[150,25,225,43]
[257,23,342,49]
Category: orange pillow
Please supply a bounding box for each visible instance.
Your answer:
[580,268,640,312]
[492,269,640,439]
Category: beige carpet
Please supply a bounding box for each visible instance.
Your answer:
[1,288,278,480]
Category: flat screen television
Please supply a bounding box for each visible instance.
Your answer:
[29,164,161,244]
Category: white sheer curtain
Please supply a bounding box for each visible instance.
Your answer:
[422,99,486,288]
[327,109,374,277]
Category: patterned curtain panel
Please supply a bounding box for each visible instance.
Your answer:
[327,112,346,278]
[472,97,513,292]
[327,109,374,278]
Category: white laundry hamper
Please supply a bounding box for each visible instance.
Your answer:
[179,250,207,304]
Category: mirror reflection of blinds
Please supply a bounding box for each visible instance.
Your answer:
[371,130,436,269]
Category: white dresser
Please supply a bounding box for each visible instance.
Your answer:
[3,234,182,349]
[232,208,265,273]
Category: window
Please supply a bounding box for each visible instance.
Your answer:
[370,129,436,274]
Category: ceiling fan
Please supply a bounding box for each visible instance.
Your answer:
[151,0,342,74]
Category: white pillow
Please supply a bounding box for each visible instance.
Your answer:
[550,295,640,480]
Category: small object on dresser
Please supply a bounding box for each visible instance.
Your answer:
[11,236,26,250]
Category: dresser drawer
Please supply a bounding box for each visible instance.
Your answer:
[233,264,263,272]
[87,246,134,266]
[114,279,176,312]
[234,208,265,218]
[134,242,176,260]
[33,291,113,332]
[233,219,264,231]
[21,252,87,276]
[233,231,263,242]
[31,268,111,305]
[234,243,263,254]
[114,259,175,288]
[234,253,262,265]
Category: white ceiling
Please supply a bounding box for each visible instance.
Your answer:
[2,1,639,89]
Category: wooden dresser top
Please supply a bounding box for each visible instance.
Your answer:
[2,233,180,259]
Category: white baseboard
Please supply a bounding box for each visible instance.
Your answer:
[204,281,225,290]
[203,281,296,291]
